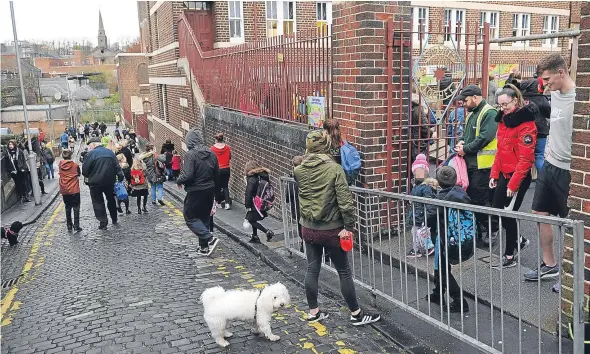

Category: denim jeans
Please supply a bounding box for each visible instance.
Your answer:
[151,183,164,202]
[534,137,546,173]
[44,163,54,179]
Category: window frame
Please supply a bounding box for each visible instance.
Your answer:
[512,13,530,45]
[412,7,429,43]
[316,1,332,36]
[265,1,296,37]
[443,8,465,43]
[479,11,499,39]
[228,1,244,42]
[543,15,559,47]
[183,2,211,10]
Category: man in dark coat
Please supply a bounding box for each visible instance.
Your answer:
[176,129,220,256]
[517,79,551,173]
[82,137,125,229]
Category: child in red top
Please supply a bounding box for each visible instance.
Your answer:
[171,150,181,181]
[210,133,232,209]
[130,159,149,214]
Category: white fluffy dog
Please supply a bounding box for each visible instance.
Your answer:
[201,282,291,347]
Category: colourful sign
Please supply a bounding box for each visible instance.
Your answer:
[306,96,325,128]
[489,64,520,87]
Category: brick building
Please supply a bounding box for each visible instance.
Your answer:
[115,53,150,134]
[410,1,581,74]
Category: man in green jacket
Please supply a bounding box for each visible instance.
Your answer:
[454,85,499,246]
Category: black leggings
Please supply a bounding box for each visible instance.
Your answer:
[118,198,129,211]
[216,168,231,205]
[491,172,532,256]
[136,195,147,209]
[304,241,359,311]
[250,221,268,236]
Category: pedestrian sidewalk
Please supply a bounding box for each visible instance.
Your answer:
[162,181,483,354]
[1,142,83,228]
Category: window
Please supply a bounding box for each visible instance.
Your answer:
[228,1,244,41]
[412,7,429,43]
[266,1,295,37]
[159,84,169,123]
[512,13,530,44]
[479,11,499,39]
[543,15,559,46]
[316,2,332,36]
[444,9,465,42]
[183,1,210,10]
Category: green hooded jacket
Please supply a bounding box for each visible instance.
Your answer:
[293,154,355,231]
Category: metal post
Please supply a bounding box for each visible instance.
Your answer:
[10,1,41,205]
[573,221,585,354]
[481,22,490,99]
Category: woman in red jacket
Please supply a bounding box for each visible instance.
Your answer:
[211,133,232,210]
[490,84,537,268]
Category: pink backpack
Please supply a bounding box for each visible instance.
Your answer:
[445,154,469,191]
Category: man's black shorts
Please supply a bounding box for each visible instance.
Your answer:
[531,162,571,217]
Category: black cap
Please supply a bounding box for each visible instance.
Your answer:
[455,84,482,102]
[87,137,101,144]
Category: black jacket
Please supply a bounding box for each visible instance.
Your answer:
[245,167,271,222]
[82,146,124,187]
[4,147,28,173]
[426,185,472,238]
[161,143,175,154]
[518,79,551,137]
[176,129,219,193]
[41,147,54,164]
[120,146,134,167]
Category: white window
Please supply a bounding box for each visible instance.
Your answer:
[183,1,211,10]
[159,84,169,123]
[266,1,295,37]
[412,7,429,43]
[228,1,244,41]
[316,2,332,36]
[512,13,530,45]
[480,11,499,39]
[543,15,559,46]
[444,9,465,42]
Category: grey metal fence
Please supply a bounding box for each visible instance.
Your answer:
[279,177,586,354]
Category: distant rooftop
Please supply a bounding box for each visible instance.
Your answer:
[1,104,69,112]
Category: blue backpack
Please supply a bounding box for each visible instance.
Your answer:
[434,207,475,269]
[114,181,128,201]
[340,142,361,185]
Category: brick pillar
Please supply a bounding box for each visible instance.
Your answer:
[562,2,590,333]
[331,1,411,237]
[332,1,411,191]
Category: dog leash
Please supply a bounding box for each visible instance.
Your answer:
[253,290,262,321]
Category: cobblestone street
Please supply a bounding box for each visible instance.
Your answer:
[1,185,402,354]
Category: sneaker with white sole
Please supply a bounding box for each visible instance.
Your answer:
[350,311,381,326]
[306,311,329,323]
[524,263,559,281]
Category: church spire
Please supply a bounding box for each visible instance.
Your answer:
[97,10,107,48]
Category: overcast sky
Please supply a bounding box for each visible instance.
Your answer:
[0,1,140,45]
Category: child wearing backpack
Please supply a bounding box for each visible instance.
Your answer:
[171,150,181,181]
[406,154,436,258]
[323,119,360,186]
[427,166,474,313]
[244,160,275,243]
[130,159,149,214]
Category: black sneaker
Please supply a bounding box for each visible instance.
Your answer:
[74,226,83,232]
[126,210,131,215]
[98,222,108,230]
[67,225,73,232]
[406,248,422,258]
[493,255,517,269]
[117,207,123,214]
[208,236,219,249]
[249,236,261,243]
[197,246,213,256]
[152,201,156,205]
[447,298,469,313]
[307,311,329,323]
[158,200,165,206]
[350,310,381,326]
[266,230,275,242]
[524,263,559,281]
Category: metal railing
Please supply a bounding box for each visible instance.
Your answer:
[177,13,331,125]
[279,177,586,353]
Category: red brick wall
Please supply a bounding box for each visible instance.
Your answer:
[562,1,590,332]
[332,1,411,192]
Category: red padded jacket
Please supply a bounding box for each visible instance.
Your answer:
[490,103,538,192]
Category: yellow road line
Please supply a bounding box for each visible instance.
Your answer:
[1,202,63,327]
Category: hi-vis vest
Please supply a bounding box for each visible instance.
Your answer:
[466,104,497,169]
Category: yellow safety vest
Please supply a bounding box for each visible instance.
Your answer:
[466,104,497,169]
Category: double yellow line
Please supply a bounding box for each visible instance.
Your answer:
[1,202,63,326]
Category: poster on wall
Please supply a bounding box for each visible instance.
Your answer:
[306,96,325,128]
[489,64,520,87]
